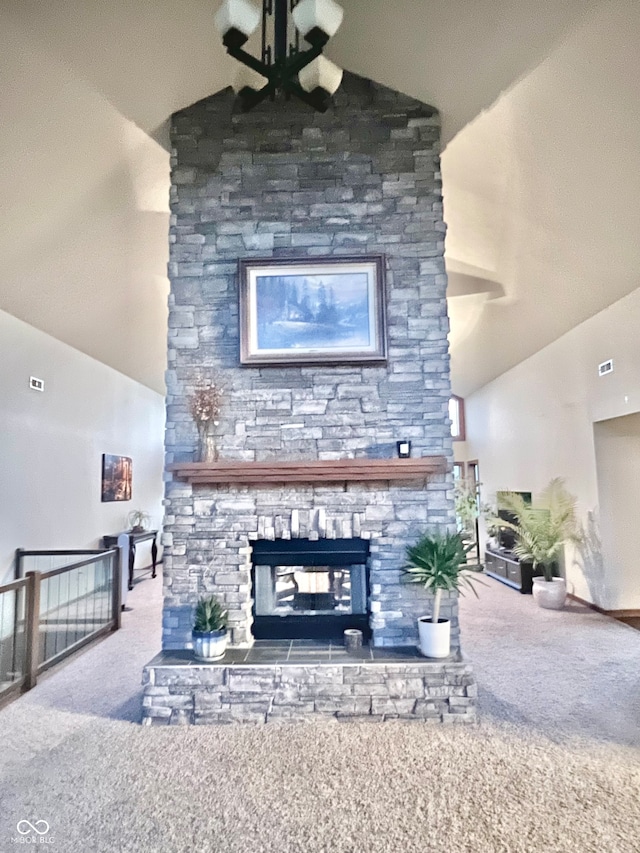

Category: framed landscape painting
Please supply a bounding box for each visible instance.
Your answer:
[239,256,387,365]
[101,454,132,502]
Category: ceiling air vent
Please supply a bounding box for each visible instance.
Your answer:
[598,359,614,377]
[29,376,44,392]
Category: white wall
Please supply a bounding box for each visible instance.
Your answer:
[463,284,640,609]
[444,0,640,397]
[0,309,165,583]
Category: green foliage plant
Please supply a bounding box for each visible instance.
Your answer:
[492,478,581,582]
[193,595,228,633]
[403,530,484,623]
[454,478,485,535]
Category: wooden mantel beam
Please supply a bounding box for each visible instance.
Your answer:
[167,457,448,486]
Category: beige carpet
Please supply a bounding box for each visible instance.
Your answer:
[1,719,638,852]
[1,575,639,852]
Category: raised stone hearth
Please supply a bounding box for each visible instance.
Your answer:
[142,643,476,726]
[143,72,477,724]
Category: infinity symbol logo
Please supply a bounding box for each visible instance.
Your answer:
[16,820,50,835]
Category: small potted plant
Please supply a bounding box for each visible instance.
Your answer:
[403,530,484,658]
[126,509,150,533]
[192,594,228,661]
[492,478,581,610]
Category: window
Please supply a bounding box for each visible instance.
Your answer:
[449,395,466,441]
[467,461,480,490]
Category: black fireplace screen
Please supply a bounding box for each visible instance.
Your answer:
[251,538,370,641]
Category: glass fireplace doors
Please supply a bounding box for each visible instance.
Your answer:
[251,538,370,641]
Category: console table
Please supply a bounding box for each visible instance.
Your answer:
[102,529,158,592]
[484,548,541,594]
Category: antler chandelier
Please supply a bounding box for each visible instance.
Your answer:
[215,0,345,112]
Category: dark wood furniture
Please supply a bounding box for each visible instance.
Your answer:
[484,548,540,594]
[102,530,158,591]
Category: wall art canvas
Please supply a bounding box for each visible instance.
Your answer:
[239,256,387,365]
[101,454,132,502]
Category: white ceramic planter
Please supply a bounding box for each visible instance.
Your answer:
[532,577,566,610]
[192,629,228,661]
[418,617,451,658]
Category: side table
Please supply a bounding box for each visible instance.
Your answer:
[102,529,158,592]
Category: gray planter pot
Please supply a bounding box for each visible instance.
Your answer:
[192,629,228,661]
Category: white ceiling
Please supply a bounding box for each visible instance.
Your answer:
[1,0,638,396]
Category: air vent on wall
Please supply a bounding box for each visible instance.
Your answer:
[29,376,44,392]
[598,359,614,377]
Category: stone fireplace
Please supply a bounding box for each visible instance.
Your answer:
[142,72,477,724]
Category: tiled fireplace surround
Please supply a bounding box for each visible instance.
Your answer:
[142,73,477,725]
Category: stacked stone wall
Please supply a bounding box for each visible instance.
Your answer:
[164,73,456,649]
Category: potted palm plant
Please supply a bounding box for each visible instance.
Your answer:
[192,594,228,661]
[403,530,484,658]
[494,478,581,610]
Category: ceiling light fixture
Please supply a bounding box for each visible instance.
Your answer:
[215,0,345,112]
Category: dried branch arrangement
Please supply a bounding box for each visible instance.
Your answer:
[188,376,224,426]
[188,375,225,463]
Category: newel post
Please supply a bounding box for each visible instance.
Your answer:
[24,570,42,691]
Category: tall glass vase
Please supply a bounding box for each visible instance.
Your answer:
[196,421,218,463]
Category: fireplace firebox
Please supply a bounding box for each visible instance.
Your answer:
[251,538,370,641]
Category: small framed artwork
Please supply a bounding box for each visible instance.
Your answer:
[101,454,132,502]
[239,255,387,365]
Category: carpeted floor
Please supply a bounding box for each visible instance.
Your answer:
[0,574,638,852]
[460,577,640,748]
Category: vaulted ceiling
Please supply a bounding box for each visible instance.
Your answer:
[2,0,639,396]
